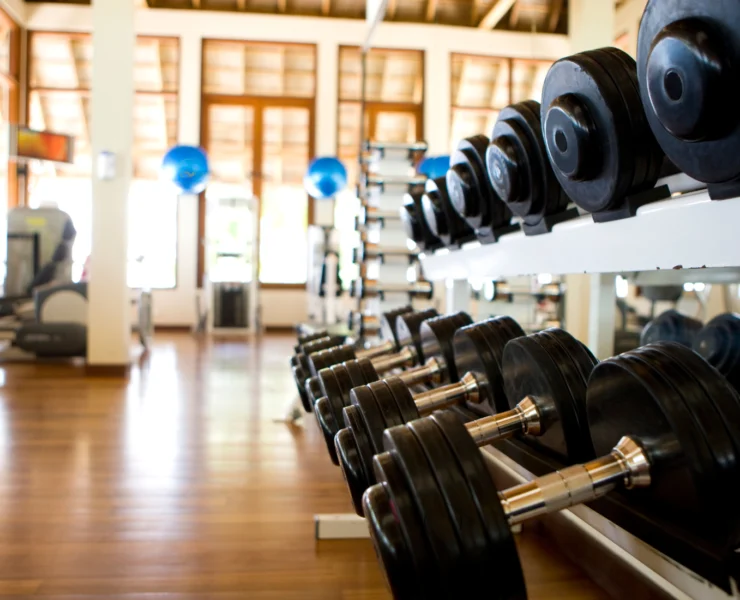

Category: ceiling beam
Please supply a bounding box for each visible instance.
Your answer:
[477,0,516,29]
[236,0,246,10]
[548,0,564,32]
[321,0,330,16]
[425,0,438,22]
[191,0,200,8]
[509,0,522,28]
[277,0,287,12]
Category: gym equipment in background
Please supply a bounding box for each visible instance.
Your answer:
[693,313,740,394]
[640,309,702,347]
[541,48,666,222]
[364,342,740,599]
[161,145,210,195]
[421,177,476,249]
[304,157,348,200]
[418,156,451,181]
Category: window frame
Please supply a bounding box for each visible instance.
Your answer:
[199,39,317,290]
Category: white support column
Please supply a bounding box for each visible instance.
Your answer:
[314,40,339,227]
[445,279,471,315]
[424,43,450,154]
[88,0,134,365]
[569,0,615,52]
[588,274,616,359]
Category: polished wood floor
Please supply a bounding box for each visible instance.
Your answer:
[0,333,609,599]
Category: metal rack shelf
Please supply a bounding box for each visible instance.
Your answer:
[420,190,740,281]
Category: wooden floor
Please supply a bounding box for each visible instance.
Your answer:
[0,333,610,599]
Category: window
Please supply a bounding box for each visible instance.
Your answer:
[450,54,553,151]
[202,40,316,286]
[27,33,180,288]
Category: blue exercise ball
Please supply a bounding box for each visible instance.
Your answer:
[161,145,210,194]
[304,157,348,200]
[418,155,451,180]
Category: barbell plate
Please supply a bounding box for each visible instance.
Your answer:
[430,410,527,600]
[380,305,415,349]
[407,417,492,593]
[641,309,703,347]
[532,330,595,460]
[420,312,474,383]
[384,376,423,424]
[363,482,420,598]
[320,366,352,433]
[335,427,370,516]
[383,426,463,596]
[344,405,380,488]
[541,327,599,388]
[396,308,442,365]
[314,397,340,465]
[368,380,406,429]
[371,451,442,597]
[345,358,379,388]
[503,336,585,462]
[588,355,712,517]
[351,386,391,455]
[693,314,740,394]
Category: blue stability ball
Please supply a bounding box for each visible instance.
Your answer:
[418,155,451,179]
[162,145,210,194]
[304,157,348,200]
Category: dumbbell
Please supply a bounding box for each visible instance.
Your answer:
[694,313,740,394]
[637,0,740,192]
[485,101,571,235]
[292,306,416,412]
[348,312,381,339]
[355,205,402,230]
[541,48,665,218]
[336,320,598,515]
[314,312,473,464]
[364,341,740,599]
[350,279,434,300]
[401,188,444,252]
[640,309,702,347]
[299,309,441,414]
[353,242,418,264]
[421,177,476,249]
[295,330,329,350]
[446,135,512,245]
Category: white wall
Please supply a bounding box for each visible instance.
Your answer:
[25,4,570,327]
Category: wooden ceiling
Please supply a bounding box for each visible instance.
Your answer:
[28,0,569,33]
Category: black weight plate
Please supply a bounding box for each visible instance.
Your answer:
[344,405,378,489]
[496,315,527,343]
[430,411,527,600]
[306,376,323,409]
[541,54,632,213]
[319,367,351,430]
[382,426,463,595]
[368,380,406,429]
[588,355,712,516]
[515,100,570,214]
[585,49,650,193]
[292,364,312,412]
[371,452,441,597]
[356,357,382,387]
[694,314,740,393]
[351,386,390,454]
[310,345,356,376]
[333,363,362,410]
[420,312,474,382]
[617,351,723,512]
[314,396,340,464]
[335,427,370,516]
[489,116,543,225]
[637,344,740,523]
[641,309,703,347]
[542,328,599,388]
[601,46,665,188]
[638,1,740,183]
[290,354,299,369]
[395,308,440,363]
[407,417,491,592]
[478,320,522,411]
[345,358,378,388]
[300,335,345,357]
[532,330,594,459]
[384,376,423,424]
[503,336,586,462]
[452,322,505,413]
[380,306,414,349]
[363,482,419,598]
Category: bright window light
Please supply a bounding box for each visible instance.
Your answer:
[694,282,706,292]
[537,273,553,285]
[470,278,483,292]
[684,283,695,292]
[615,275,629,299]
[406,266,416,282]
[483,281,496,302]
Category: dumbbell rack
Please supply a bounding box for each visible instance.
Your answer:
[347,141,433,336]
[422,191,740,598]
